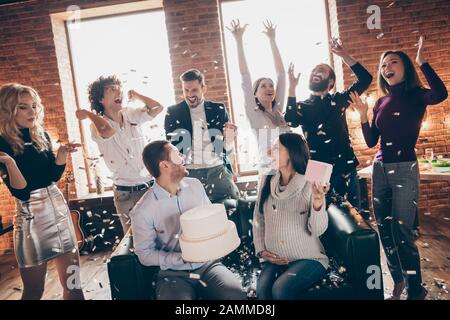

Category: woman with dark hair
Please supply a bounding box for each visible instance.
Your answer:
[350,36,448,300]
[252,132,330,300]
[227,19,289,172]
[0,83,84,300]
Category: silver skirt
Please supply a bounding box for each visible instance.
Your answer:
[14,183,77,268]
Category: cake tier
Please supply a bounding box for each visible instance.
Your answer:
[179,220,240,263]
[180,203,228,240]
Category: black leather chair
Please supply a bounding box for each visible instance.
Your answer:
[107,198,384,300]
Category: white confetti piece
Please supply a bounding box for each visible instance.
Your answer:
[376,32,385,39]
[189,273,200,279]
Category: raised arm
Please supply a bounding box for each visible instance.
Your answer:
[308,182,329,237]
[284,63,303,127]
[227,19,250,76]
[349,91,380,148]
[263,20,286,110]
[262,20,285,76]
[331,38,373,106]
[76,109,115,138]
[128,90,164,118]
[415,36,448,104]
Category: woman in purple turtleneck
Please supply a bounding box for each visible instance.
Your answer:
[350,36,448,300]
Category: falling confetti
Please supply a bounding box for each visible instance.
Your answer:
[189,273,200,279]
[386,1,396,8]
[376,32,385,39]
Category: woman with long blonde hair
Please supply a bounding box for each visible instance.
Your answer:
[0,83,84,300]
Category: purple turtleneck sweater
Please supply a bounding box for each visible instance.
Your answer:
[362,63,448,163]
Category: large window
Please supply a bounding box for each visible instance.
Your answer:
[67,9,174,190]
[221,0,330,173]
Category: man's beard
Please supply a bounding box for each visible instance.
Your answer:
[170,165,188,181]
[186,96,202,108]
[309,78,330,92]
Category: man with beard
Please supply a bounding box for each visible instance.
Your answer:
[284,39,372,213]
[130,140,245,300]
[164,69,239,203]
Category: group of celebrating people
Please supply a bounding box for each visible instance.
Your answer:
[0,19,447,300]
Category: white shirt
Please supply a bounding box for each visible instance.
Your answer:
[131,177,210,270]
[187,101,223,169]
[91,107,154,186]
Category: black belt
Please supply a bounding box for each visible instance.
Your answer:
[114,181,154,192]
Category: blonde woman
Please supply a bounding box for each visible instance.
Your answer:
[0,83,84,300]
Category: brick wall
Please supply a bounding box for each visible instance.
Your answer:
[0,0,448,254]
[329,0,450,212]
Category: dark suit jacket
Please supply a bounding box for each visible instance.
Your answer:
[164,100,233,173]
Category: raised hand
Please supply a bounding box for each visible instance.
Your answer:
[348,91,369,120]
[416,36,426,66]
[329,37,348,58]
[226,19,248,41]
[262,19,276,40]
[288,63,301,88]
[75,109,90,120]
[128,89,139,102]
[312,182,330,201]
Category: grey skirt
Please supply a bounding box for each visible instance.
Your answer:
[14,183,77,268]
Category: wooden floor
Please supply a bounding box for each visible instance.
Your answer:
[0,250,112,300]
[379,208,449,300]
[0,208,448,300]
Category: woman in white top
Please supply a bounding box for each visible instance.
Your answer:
[227,19,289,172]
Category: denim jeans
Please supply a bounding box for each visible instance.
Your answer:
[257,259,327,300]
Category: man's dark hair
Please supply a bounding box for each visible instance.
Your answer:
[88,75,121,115]
[180,69,205,87]
[142,140,170,178]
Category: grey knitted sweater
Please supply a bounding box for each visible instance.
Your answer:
[252,172,329,269]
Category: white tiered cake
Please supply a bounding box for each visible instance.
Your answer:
[179,203,240,262]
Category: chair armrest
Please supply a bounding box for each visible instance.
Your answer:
[108,230,158,299]
[323,202,383,298]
